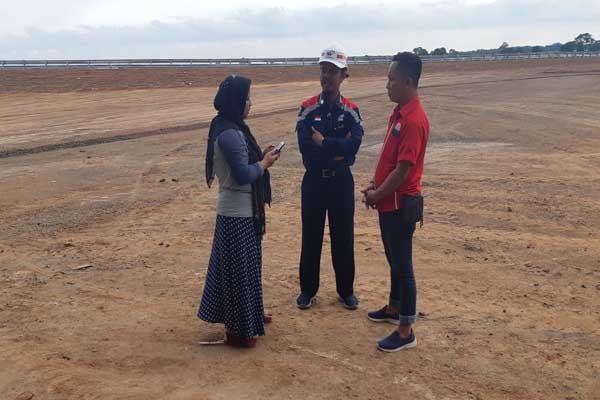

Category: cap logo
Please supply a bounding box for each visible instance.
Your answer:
[319,45,348,67]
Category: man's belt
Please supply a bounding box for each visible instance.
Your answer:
[309,166,349,179]
[321,168,336,178]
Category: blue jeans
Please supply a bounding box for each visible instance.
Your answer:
[378,210,417,325]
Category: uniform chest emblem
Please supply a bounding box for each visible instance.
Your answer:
[314,115,322,122]
[392,122,402,137]
[336,114,345,129]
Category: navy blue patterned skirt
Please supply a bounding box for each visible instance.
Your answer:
[198,215,265,339]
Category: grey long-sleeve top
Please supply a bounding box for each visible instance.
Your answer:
[213,129,264,217]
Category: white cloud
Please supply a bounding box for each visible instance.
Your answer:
[1,0,598,59]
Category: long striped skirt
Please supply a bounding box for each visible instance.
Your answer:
[198,215,265,339]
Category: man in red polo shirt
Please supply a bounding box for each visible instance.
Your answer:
[362,52,429,352]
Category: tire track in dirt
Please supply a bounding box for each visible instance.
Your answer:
[3,72,598,159]
[420,72,600,90]
[0,108,295,159]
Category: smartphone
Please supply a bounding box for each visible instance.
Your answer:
[273,141,285,154]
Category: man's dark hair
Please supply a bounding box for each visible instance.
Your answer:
[392,52,422,87]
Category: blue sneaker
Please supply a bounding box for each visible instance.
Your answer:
[377,330,417,352]
[297,293,316,309]
[338,294,359,310]
[367,306,400,325]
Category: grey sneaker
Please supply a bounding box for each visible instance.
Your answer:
[296,293,316,309]
[338,294,359,310]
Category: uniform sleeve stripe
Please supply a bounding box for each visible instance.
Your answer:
[341,97,359,109]
[298,103,319,122]
[301,96,320,108]
[344,105,362,123]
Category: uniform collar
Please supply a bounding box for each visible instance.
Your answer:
[319,93,343,109]
[393,95,420,120]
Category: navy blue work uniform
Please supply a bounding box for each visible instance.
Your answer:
[296,93,364,298]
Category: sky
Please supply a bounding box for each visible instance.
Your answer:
[0,0,598,59]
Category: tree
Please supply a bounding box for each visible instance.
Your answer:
[498,42,511,53]
[575,33,595,45]
[413,47,429,56]
[431,47,448,56]
[449,49,459,55]
[546,42,563,51]
[590,41,600,51]
[561,41,584,52]
[531,46,544,53]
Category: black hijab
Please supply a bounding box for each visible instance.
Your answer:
[205,75,272,239]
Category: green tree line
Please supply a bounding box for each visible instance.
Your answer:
[412,33,600,56]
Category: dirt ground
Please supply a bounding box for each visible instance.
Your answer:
[1,58,599,400]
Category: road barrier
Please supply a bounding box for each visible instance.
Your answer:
[1,52,599,69]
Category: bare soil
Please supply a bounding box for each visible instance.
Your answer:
[1,58,599,400]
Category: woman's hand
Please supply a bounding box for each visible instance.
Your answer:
[263,144,275,156]
[260,150,280,170]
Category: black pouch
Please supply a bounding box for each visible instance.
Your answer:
[401,194,424,225]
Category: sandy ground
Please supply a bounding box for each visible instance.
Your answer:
[1,58,599,400]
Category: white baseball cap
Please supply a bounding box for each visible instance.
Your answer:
[318,43,348,69]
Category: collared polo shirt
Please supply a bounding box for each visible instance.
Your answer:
[374,95,429,212]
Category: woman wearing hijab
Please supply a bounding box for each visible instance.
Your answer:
[199,75,280,348]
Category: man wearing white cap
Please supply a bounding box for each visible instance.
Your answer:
[296,43,364,310]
